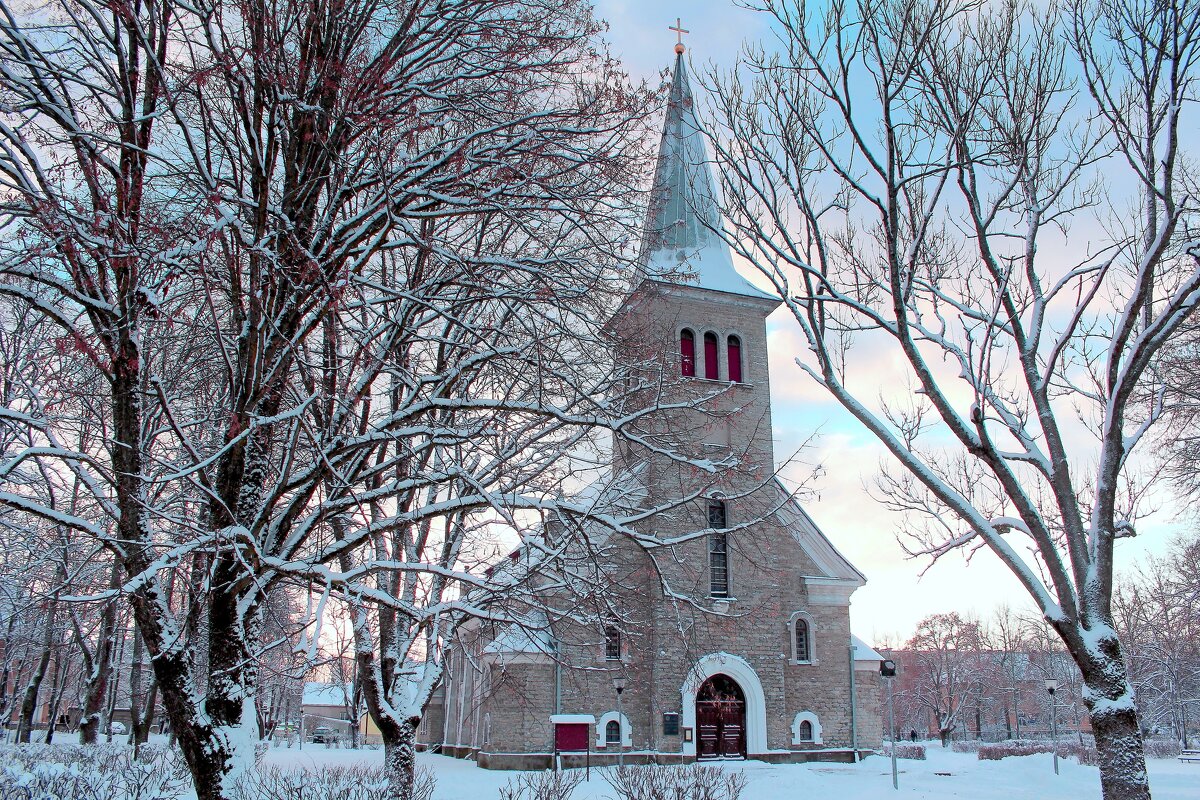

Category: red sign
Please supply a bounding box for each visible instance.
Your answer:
[555,723,589,752]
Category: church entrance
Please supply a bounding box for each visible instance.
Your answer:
[695,673,746,759]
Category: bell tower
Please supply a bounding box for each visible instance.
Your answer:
[611,43,781,498]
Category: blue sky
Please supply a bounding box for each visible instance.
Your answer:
[589,1,1188,644]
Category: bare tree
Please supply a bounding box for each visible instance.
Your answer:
[707,0,1200,796]
[1115,532,1200,743]
[901,613,985,745]
[0,1,660,797]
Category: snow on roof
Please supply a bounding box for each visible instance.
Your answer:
[771,478,867,585]
[852,635,884,662]
[483,610,555,657]
[302,681,351,707]
[638,52,778,305]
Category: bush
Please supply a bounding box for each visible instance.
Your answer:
[950,740,982,754]
[1144,740,1182,759]
[977,739,1091,762]
[498,770,584,800]
[231,764,435,800]
[0,743,190,800]
[882,743,926,760]
[603,763,748,800]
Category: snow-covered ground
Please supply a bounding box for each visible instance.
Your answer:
[261,744,1200,799]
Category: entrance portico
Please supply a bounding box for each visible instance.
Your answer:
[680,653,768,758]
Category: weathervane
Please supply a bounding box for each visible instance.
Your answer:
[669,18,689,54]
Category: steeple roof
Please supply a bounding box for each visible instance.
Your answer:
[639,51,776,303]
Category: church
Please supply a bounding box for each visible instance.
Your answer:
[420,37,884,770]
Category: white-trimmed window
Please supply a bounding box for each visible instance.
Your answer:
[789,611,815,664]
[791,711,822,745]
[595,710,632,748]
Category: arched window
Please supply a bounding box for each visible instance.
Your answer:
[790,612,814,663]
[727,336,743,383]
[604,625,621,661]
[795,618,810,662]
[791,711,823,745]
[605,719,621,745]
[703,332,719,379]
[680,329,696,377]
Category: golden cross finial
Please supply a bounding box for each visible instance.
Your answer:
[669,18,689,53]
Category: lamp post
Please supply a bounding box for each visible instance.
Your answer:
[613,676,626,768]
[1045,679,1059,775]
[881,659,898,790]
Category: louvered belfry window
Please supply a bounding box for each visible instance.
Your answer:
[703,332,719,379]
[727,335,742,383]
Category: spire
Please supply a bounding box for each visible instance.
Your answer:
[638,48,776,302]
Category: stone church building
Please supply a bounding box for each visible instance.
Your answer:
[421,42,884,770]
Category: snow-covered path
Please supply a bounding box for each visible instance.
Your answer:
[261,744,1200,799]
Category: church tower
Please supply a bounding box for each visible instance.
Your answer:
[431,34,883,770]
[609,45,781,502]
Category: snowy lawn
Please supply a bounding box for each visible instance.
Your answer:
[261,743,1200,799]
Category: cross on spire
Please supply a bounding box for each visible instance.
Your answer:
[669,18,689,53]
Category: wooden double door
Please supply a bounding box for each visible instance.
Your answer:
[696,674,746,759]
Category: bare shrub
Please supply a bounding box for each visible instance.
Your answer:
[497,770,584,800]
[230,764,435,800]
[603,763,747,800]
[950,740,982,754]
[882,743,926,760]
[0,744,190,800]
[1144,740,1182,759]
[977,740,1088,762]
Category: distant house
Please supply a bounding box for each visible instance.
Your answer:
[301,681,383,743]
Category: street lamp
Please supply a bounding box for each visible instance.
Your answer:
[881,659,898,790]
[1045,679,1059,776]
[613,675,626,768]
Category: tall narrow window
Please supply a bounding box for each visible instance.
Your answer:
[680,329,696,377]
[709,532,729,597]
[795,618,810,662]
[604,625,621,661]
[798,720,814,742]
[703,331,719,379]
[708,501,729,597]
[606,720,621,745]
[727,336,743,383]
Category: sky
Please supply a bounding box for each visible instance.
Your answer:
[590,0,1192,645]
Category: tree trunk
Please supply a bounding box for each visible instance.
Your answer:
[137,679,159,745]
[382,718,421,800]
[17,606,56,743]
[79,568,120,744]
[128,625,145,754]
[42,649,70,744]
[1080,654,1151,800]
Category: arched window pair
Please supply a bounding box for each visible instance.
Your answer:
[680,329,743,383]
[790,612,814,663]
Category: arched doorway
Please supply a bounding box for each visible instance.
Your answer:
[695,673,746,759]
